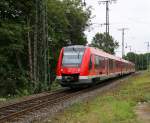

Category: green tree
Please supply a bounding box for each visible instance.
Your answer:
[0,0,91,96]
[47,0,91,82]
[91,33,119,54]
[124,52,138,69]
[0,0,33,96]
[124,52,150,70]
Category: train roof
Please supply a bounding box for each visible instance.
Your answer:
[63,45,134,65]
[63,45,87,49]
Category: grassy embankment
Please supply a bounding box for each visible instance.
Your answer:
[50,71,150,123]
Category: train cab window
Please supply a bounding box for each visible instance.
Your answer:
[62,47,85,67]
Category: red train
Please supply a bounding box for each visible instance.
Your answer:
[56,45,135,88]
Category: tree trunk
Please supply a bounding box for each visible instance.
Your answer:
[33,0,38,82]
[31,0,49,91]
[27,17,33,80]
[15,52,22,71]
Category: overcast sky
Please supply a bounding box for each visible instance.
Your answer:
[84,0,150,57]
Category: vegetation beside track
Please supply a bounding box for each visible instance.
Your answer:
[49,71,150,123]
[0,81,62,106]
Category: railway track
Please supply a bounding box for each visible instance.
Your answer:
[0,85,103,122]
[0,89,69,122]
[0,87,94,123]
[0,74,134,123]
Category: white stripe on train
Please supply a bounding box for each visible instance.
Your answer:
[56,71,134,80]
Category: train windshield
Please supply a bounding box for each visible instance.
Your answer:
[62,47,85,67]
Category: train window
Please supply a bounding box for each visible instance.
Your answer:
[94,55,100,68]
[99,56,105,68]
[62,47,85,67]
[94,55,106,69]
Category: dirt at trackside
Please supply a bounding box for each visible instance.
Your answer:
[135,102,150,123]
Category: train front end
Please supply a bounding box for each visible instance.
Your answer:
[56,45,91,88]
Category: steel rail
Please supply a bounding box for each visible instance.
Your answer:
[0,89,68,122]
[0,89,65,111]
[0,89,82,122]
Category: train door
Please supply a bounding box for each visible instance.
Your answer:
[101,57,107,75]
[113,60,117,73]
[104,58,107,75]
[106,58,109,75]
[102,57,106,75]
[121,62,123,75]
[113,60,115,73]
[99,56,104,75]
[118,61,121,74]
[109,59,113,74]
[94,55,100,76]
[88,54,95,76]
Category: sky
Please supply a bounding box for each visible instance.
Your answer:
[84,0,150,57]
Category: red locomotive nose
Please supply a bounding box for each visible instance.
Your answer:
[61,67,80,75]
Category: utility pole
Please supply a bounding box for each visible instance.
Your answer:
[127,45,132,52]
[145,42,150,70]
[98,0,116,35]
[126,43,132,52]
[118,28,129,58]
